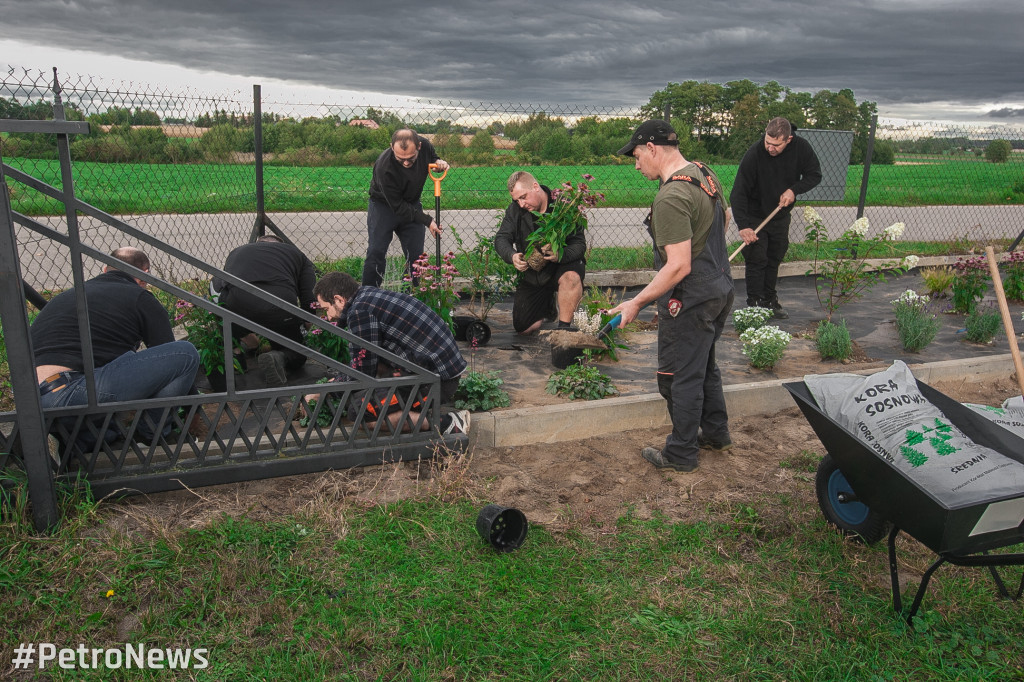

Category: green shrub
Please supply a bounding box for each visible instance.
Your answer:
[951,255,989,314]
[739,325,791,370]
[454,371,511,411]
[964,307,1001,344]
[815,319,853,361]
[546,363,618,401]
[985,139,1012,163]
[891,290,940,352]
[1001,251,1024,302]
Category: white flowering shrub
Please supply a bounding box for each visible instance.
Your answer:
[732,306,774,335]
[572,309,602,335]
[803,211,918,321]
[739,325,791,369]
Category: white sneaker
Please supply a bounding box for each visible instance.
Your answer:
[443,410,471,435]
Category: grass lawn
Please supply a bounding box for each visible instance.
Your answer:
[1,462,1021,680]
[5,157,1023,216]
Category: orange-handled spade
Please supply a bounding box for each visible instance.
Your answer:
[428,163,448,267]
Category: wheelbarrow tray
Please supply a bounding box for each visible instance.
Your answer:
[785,379,1024,556]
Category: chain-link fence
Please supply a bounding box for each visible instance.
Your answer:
[3,66,1023,293]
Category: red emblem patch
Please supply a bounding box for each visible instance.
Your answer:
[667,298,682,317]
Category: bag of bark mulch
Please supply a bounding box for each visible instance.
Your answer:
[961,402,1024,441]
[804,361,1024,507]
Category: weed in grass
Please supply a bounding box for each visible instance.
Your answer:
[815,318,853,361]
[964,305,1001,344]
[779,450,822,473]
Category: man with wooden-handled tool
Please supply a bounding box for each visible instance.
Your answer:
[608,120,734,473]
[730,117,821,319]
[362,128,449,288]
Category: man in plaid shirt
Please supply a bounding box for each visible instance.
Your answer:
[312,272,469,435]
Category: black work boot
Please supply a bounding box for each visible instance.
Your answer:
[768,299,789,320]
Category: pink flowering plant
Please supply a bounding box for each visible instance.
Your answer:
[303,305,351,365]
[404,251,460,331]
[524,174,606,270]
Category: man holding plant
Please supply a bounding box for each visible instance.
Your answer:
[495,171,586,334]
[609,120,734,473]
[730,117,821,319]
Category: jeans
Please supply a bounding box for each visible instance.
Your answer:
[40,341,200,443]
[362,198,426,287]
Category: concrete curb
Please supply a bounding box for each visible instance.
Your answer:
[469,353,1018,448]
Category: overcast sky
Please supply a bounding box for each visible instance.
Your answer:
[2,0,1023,124]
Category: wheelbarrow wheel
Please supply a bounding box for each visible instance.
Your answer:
[815,453,891,544]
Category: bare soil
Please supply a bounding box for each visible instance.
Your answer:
[116,376,1023,538]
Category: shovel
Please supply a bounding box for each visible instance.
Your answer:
[428,163,447,267]
[728,204,783,262]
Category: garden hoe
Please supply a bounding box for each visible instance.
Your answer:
[593,204,784,346]
[728,204,782,262]
[428,163,447,267]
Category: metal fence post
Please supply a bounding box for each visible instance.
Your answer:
[251,84,266,241]
[856,114,877,219]
[0,149,60,531]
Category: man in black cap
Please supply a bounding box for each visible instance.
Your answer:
[608,120,734,473]
[362,128,449,287]
[730,117,821,318]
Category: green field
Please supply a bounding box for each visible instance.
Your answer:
[5,156,1023,216]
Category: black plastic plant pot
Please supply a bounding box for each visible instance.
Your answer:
[466,320,491,346]
[551,344,586,369]
[453,315,475,342]
[476,504,528,552]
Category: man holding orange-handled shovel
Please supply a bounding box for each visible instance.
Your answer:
[362,128,450,287]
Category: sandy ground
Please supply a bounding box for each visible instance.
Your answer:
[114,375,1022,539]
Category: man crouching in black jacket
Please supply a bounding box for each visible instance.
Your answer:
[494,171,585,334]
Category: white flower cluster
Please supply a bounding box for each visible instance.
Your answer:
[573,309,602,335]
[848,217,870,237]
[892,289,928,310]
[803,206,823,223]
[901,254,920,269]
[884,222,906,240]
[732,305,775,334]
[739,325,792,350]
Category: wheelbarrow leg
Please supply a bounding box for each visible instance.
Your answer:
[888,525,948,626]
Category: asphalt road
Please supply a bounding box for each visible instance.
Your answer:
[15,205,1023,291]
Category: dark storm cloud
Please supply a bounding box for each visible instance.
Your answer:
[3,0,1022,117]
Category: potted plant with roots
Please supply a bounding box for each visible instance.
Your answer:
[524,174,605,271]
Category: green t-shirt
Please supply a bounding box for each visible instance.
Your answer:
[651,163,723,264]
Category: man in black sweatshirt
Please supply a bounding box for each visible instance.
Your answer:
[213,235,317,386]
[730,117,821,319]
[362,128,449,288]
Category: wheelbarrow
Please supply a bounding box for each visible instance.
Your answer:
[785,378,1024,625]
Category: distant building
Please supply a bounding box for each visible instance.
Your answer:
[348,119,380,129]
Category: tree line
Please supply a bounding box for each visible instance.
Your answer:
[1,81,1019,167]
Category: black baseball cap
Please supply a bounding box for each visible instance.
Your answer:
[618,120,680,156]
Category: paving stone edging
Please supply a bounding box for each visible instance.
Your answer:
[469,354,1018,448]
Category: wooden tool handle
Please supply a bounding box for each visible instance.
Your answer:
[984,246,1024,397]
[729,204,784,262]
